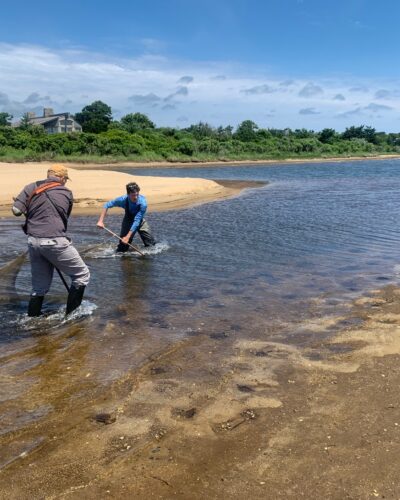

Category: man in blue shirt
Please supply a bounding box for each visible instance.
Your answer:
[97,182,156,252]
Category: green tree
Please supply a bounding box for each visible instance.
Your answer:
[198,138,220,154]
[18,113,33,130]
[269,128,288,138]
[257,128,272,140]
[293,128,315,139]
[186,122,215,139]
[342,125,377,144]
[108,120,123,131]
[235,120,259,142]
[216,125,234,139]
[176,138,195,156]
[75,101,112,133]
[120,113,155,133]
[318,128,337,144]
[0,112,13,126]
[362,126,378,144]
[386,133,400,147]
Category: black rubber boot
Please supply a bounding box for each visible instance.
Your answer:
[28,295,44,317]
[65,285,85,316]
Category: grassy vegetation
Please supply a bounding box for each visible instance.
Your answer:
[1,119,400,164]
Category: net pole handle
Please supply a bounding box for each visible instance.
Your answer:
[103,226,145,256]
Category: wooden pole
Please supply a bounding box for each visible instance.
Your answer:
[102,226,145,256]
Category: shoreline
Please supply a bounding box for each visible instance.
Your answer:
[6,153,400,171]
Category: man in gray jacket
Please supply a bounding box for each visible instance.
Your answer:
[12,164,90,317]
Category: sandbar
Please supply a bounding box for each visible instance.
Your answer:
[0,162,263,217]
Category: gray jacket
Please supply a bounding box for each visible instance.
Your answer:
[13,177,73,238]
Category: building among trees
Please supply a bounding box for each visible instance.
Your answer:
[13,108,82,134]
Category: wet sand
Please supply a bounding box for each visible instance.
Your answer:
[0,163,262,217]
[1,285,400,498]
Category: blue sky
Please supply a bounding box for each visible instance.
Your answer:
[1,0,400,130]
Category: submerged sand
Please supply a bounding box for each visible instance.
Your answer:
[0,163,257,217]
[1,282,400,498]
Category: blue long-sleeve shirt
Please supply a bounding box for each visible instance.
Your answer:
[104,194,147,232]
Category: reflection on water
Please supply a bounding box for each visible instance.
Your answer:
[2,159,400,466]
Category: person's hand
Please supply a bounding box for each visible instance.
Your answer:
[97,220,105,229]
[121,235,130,245]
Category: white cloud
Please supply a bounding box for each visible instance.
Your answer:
[374,89,400,100]
[349,86,369,93]
[299,107,320,115]
[364,102,393,112]
[23,92,51,104]
[139,38,167,53]
[336,102,394,119]
[298,82,324,98]
[162,104,176,111]
[333,93,346,101]
[128,93,162,105]
[336,107,363,119]
[279,79,295,87]
[241,84,276,95]
[177,76,194,84]
[1,43,400,130]
[0,91,10,105]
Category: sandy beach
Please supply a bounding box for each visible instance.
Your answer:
[0,162,258,217]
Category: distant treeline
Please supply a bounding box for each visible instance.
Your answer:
[1,101,400,163]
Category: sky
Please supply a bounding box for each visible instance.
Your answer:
[1,0,400,131]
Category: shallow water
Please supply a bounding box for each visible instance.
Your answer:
[1,159,400,464]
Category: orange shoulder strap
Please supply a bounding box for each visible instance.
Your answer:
[27,181,62,207]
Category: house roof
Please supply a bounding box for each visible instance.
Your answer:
[12,116,57,127]
[30,117,59,125]
[12,114,81,128]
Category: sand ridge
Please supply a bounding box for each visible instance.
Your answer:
[0,162,255,216]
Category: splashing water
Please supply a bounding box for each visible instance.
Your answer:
[83,242,118,259]
[142,241,170,255]
[84,241,169,259]
[6,300,98,332]
[37,300,97,324]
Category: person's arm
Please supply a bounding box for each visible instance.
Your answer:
[12,203,23,216]
[67,191,73,218]
[130,198,147,233]
[96,207,108,228]
[12,184,34,216]
[120,229,133,244]
[96,196,125,228]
